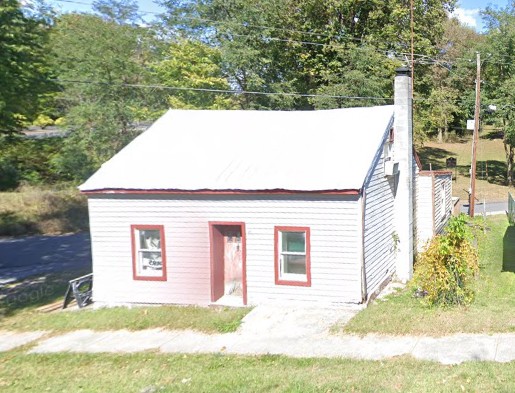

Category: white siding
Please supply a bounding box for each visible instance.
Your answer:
[415,172,453,252]
[415,174,434,252]
[88,194,362,306]
[434,174,453,234]
[363,140,397,297]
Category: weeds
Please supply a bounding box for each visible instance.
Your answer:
[0,185,88,236]
[412,215,479,307]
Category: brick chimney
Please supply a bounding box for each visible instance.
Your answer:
[393,67,414,282]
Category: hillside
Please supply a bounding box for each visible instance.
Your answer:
[417,130,514,204]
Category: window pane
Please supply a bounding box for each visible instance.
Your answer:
[281,231,305,252]
[139,229,161,250]
[139,251,162,272]
[283,254,306,274]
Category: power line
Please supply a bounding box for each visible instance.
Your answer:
[50,78,394,102]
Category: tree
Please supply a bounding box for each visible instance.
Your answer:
[50,5,165,180]
[480,3,515,185]
[0,0,53,133]
[159,0,456,110]
[153,39,236,109]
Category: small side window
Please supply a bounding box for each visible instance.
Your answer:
[131,225,167,281]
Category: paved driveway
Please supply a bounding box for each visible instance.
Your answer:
[0,232,92,286]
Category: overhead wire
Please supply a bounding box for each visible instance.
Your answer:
[49,78,394,102]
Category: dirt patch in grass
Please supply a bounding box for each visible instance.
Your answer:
[0,352,513,392]
[0,185,88,236]
[340,215,515,336]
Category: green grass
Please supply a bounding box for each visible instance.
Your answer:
[1,269,249,334]
[418,130,515,202]
[0,304,250,334]
[341,215,515,336]
[0,185,88,236]
[0,352,513,392]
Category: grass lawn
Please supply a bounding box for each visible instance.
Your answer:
[340,215,515,336]
[418,130,515,202]
[0,304,249,334]
[1,352,514,392]
[1,270,249,334]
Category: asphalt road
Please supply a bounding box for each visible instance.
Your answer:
[460,201,508,215]
[0,232,92,286]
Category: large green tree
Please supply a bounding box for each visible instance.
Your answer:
[50,1,165,180]
[160,0,456,109]
[0,0,53,133]
[481,2,515,185]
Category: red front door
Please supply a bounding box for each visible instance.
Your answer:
[209,223,247,305]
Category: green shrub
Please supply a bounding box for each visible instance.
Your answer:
[0,158,20,190]
[32,114,55,128]
[413,215,479,307]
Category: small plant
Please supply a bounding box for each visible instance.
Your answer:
[412,214,479,307]
[391,231,400,253]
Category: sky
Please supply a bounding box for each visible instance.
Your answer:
[43,0,512,32]
[453,0,510,31]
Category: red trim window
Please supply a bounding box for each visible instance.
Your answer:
[274,226,311,287]
[131,225,167,281]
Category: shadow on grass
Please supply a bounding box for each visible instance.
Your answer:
[503,225,515,273]
[419,145,508,186]
[481,130,504,140]
[417,146,455,170]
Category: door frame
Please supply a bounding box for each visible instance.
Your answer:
[208,221,247,305]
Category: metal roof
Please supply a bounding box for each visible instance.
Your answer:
[79,106,394,193]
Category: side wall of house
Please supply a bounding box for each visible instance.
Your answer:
[87,194,362,306]
[433,173,453,234]
[363,136,397,297]
[415,174,434,252]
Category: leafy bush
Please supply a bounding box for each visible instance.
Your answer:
[413,215,479,307]
[0,158,20,190]
[32,114,54,128]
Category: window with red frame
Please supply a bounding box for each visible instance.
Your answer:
[275,226,311,286]
[131,225,167,281]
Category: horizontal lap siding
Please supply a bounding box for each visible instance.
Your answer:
[416,175,434,252]
[88,194,362,306]
[363,142,396,296]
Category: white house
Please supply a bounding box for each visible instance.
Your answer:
[80,68,452,307]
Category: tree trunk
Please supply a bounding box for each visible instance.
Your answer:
[437,128,443,143]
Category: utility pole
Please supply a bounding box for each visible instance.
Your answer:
[410,0,414,98]
[470,52,481,217]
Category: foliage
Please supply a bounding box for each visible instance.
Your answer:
[0,158,19,191]
[0,0,54,133]
[49,7,166,180]
[413,215,479,307]
[414,17,481,144]
[0,135,65,188]
[32,114,54,128]
[153,39,236,109]
[160,0,455,109]
[480,3,515,185]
